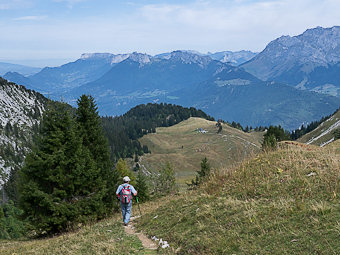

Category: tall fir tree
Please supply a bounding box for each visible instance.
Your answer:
[76,95,117,213]
[135,171,150,202]
[18,103,106,234]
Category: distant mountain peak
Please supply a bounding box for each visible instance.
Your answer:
[162,50,214,68]
[80,53,115,60]
[127,52,153,64]
[263,26,340,64]
[208,50,257,65]
[241,26,340,96]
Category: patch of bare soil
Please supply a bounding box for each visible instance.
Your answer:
[124,216,157,250]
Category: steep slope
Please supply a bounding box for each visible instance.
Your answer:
[242,26,340,96]
[139,117,263,186]
[0,78,47,185]
[137,141,340,254]
[298,108,340,146]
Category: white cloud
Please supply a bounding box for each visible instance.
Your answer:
[13,15,47,21]
[136,0,340,52]
[1,0,340,61]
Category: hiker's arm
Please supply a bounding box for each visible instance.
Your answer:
[116,185,122,199]
[131,186,137,196]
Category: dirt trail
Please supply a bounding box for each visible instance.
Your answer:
[124,216,158,251]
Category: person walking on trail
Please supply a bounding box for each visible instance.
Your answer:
[116,176,137,226]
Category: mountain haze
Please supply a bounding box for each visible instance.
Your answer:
[3,45,340,130]
[0,62,41,76]
[174,68,340,130]
[208,50,257,66]
[156,50,257,66]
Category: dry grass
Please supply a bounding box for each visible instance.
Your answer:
[298,109,340,146]
[139,117,263,187]
[0,196,182,255]
[3,128,340,254]
[137,141,340,254]
[0,214,145,255]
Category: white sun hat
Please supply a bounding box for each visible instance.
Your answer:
[123,176,131,182]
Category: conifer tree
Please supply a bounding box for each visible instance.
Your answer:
[19,103,105,234]
[135,171,150,202]
[76,95,116,213]
[116,158,136,186]
[155,162,176,195]
[76,95,111,171]
[188,157,211,187]
[198,157,211,180]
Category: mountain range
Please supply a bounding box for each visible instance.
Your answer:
[242,26,340,96]
[2,26,340,130]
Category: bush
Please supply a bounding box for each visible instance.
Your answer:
[0,201,27,239]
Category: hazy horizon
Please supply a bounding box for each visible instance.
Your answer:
[1,0,340,67]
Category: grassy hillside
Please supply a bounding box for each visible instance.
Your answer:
[2,140,339,254]
[139,117,263,186]
[298,109,340,146]
[137,141,340,254]
[0,214,150,255]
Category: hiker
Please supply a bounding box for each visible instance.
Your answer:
[116,176,137,226]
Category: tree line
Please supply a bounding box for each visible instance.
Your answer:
[101,103,214,161]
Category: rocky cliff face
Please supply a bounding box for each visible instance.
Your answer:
[241,26,340,96]
[0,78,47,185]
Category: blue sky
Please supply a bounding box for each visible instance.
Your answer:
[1,0,340,67]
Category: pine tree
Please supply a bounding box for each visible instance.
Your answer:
[19,103,104,234]
[76,95,116,214]
[198,157,211,180]
[188,157,211,187]
[76,95,112,172]
[135,171,150,202]
[116,158,136,186]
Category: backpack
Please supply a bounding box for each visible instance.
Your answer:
[121,184,132,204]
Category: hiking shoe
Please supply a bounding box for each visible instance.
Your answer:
[124,223,128,226]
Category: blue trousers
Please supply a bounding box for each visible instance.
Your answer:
[120,202,132,224]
